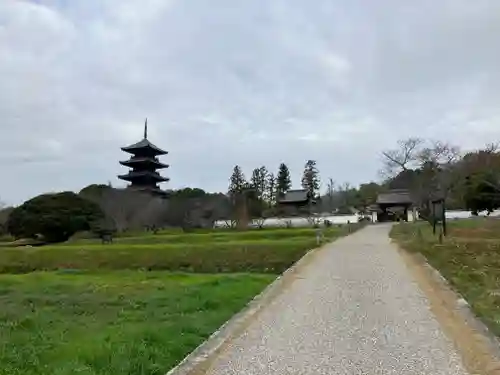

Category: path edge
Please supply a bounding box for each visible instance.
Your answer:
[165,239,333,375]
[397,245,500,373]
[413,251,500,357]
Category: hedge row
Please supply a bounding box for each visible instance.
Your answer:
[0,240,317,274]
[69,227,346,245]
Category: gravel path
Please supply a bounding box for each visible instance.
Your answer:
[205,224,469,375]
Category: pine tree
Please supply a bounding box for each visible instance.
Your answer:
[301,160,320,198]
[276,163,292,198]
[228,165,246,197]
[250,166,268,201]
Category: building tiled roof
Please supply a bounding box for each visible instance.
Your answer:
[119,157,169,169]
[121,138,167,155]
[376,189,413,205]
[118,171,169,182]
[278,189,312,203]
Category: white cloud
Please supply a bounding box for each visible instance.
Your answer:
[1,0,500,204]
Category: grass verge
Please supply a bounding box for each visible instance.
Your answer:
[0,271,274,375]
[391,220,500,336]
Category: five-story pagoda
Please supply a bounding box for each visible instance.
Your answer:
[118,119,169,197]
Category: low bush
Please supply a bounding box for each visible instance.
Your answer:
[7,192,104,243]
[0,239,317,274]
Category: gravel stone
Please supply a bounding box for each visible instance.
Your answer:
[205,224,469,375]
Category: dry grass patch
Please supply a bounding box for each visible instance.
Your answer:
[391,219,500,336]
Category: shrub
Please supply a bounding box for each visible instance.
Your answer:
[7,192,104,243]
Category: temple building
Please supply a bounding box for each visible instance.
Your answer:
[118,119,169,197]
[277,189,316,216]
[371,189,414,222]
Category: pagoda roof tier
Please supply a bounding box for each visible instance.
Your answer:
[118,171,169,182]
[119,157,169,169]
[128,186,168,197]
[121,138,167,156]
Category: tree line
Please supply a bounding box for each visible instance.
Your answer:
[380,138,500,216]
[225,161,321,225]
[1,137,498,243]
[228,160,320,204]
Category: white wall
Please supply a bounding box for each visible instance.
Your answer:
[445,209,500,219]
[214,214,359,228]
[214,209,500,228]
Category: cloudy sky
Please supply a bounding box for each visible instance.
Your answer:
[1,0,500,205]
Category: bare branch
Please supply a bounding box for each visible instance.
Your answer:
[484,142,500,154]
[381,137,424,175]
[418,140,461,167]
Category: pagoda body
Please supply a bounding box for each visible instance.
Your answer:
[118,120,169,197]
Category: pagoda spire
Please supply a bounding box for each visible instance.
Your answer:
[144,118,148,139]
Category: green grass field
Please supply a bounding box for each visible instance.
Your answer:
[66,227,346,244]
[391,218,500,336]
[0,226,354,274]
[0,225,362,374]
[0,272,273,375]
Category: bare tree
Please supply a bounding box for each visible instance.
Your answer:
[210,194,237,228]
[381,137,424,175]
[0,201,13,236]
[406,140,461,215]
[306,213,322,227]
[133,196,168,231]
[484,142,500,154]
[89,189,164,232]
[418,140,461,166]
[326,178,335,213]
[337,182,354,209]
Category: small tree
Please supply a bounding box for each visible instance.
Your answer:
[301,160,320,198]
[464,173,500,215]
[325,178,335,212]
[357,182,382,213]
[306,212,322,227]
[276,163,292,198]
[0,205,14,237]
[228,165,249,228]
[7,192,104,243]
[264,172,277,206]
[250,166,268,201]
